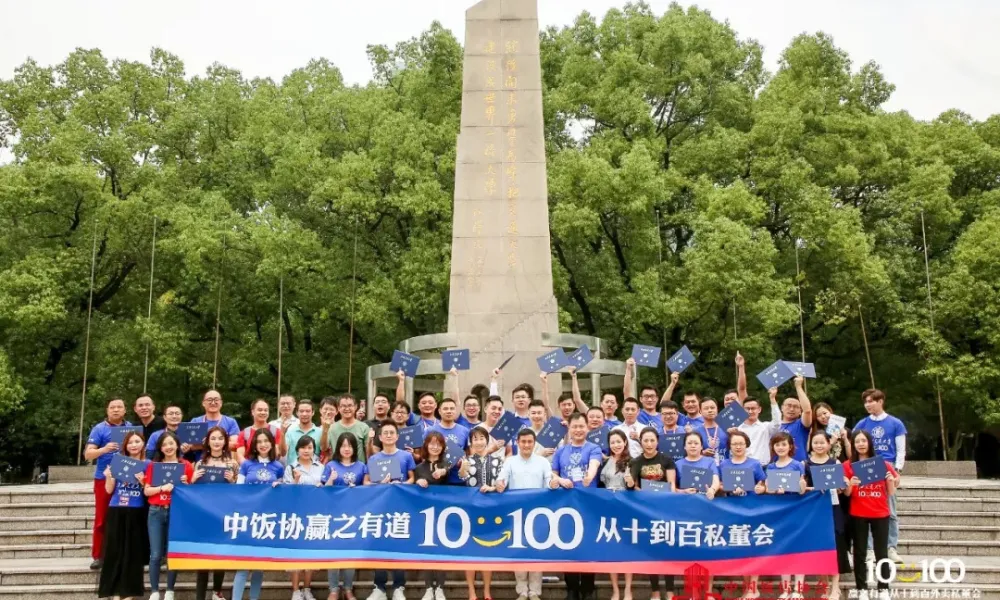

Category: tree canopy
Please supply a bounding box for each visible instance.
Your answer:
[2,2,998,477]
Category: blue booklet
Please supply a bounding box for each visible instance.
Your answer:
[443,441,466,469]
[783,361,816,378]
[196,465,231,484]
[756,360,795,389]
[537,348,569,373]
[536,418,567,449]
[586,425,611,454]
[151,462,183,487]
[176,422,207,446]
[853,457,888,486]
[680,466,711,491]
[721,466,754,492]
[398,424,425,450]
[568,345,594,370]
[631,344,662,368]
[640,479,671,493]
[390,350,421,378]
[367,455,403,483]
[666,345,696,374]
[490,411,522,444]
[108,426,143,447]
[442,349,471,371]
[658,432,686,459]
[766,469,797,492]
[810,463,845,492]
[110,455,144,483]
[717,402,750,430]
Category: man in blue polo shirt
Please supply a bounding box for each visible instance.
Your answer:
[778,376,812,461]
[83,398,132,570]
[191,389,239,460]
[854,388,907,563]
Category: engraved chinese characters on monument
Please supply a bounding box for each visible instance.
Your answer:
[449,0,559,394]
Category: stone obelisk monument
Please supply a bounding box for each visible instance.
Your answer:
[448,0,560,397]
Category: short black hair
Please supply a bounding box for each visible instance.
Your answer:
[659,400,679,412]
[486,395,504,406]
[623,397,640,408]
[567,412,586,424]
[558,393,575,404]
[528,399,546,409]
[640,385,658,395]
[517,428,537,440]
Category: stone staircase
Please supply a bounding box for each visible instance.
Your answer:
[1,478,998,599]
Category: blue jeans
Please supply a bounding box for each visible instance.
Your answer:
[374,570,406,591]
[232,570,264,600]
[147,505,177,592]
[329,569,356,591]
[867,494,899,549]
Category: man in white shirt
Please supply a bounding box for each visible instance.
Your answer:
[612,397,644,458]
[497,429,552,600]
[734,391,781,464]
[269,395,296,430]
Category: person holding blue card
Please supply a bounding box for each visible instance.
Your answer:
[190,389,240,461]
[97,430,148,600]
[675,431,720,497]
[720,431,765,496]
[539,367,588,420]
[600,391,621,428]
[414,431,455,600]
[83,397,133,570]
[321,433,366,600]
[284,435,325,600]
[722,352,749,407]
[778,375,813,462]
[365,421,416,484]
[551,413,603,489]
[143,431,193,600]
[428,398,470,484]
[189,426,237,600]
[805,431,851,600]
[624,357,665,429]
[598,430,634,600]
[692,397,729,465]
[845,430,899,600]
[764,431,807,597]
[612,398,644,458]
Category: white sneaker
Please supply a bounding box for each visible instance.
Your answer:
[213,594,226,600]
[421,589,435,600]
[878,590,890,600]
[858,590,870,600]
[163,592,174,600]
[866,549,875,563]
[887,547,902,563]
[292,591,304,600]
[516,595,528,600]
[790,594,804,599]
[392,588,407,600]
[434,587,446,600]
[778,593,790,600]
[368,589,388,600]
[303,590,317,600]
[148,593,160,600]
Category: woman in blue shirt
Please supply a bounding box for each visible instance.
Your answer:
[232,429,284,600]
[98,430,149,600]
[720,431,766,598]
[765,431,808,598]
[323,432,367,600]
[675,431,720,498]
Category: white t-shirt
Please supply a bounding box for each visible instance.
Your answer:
[738,403,782,464]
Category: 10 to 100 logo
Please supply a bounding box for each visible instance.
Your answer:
[867,559,966,584]
[418,507,584,551]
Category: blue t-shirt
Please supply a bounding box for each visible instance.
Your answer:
[766,459,806,476]
[675,456,719,489]
[679,414,705,428]
[145,428,178,456]
[605,417,622,428]
[779,419,810,461]
[322,461,368,486]
[720,457,766,495]
[637,411,663,429]
[191,415,240,461]
[430,422,471,484]
[238,459,285,484]
[86,421,135,480]
[693,423,730,460]
[456,415,481,429]
[109,460,149,508]
[552,442,604,488]
[513,413,532,429]
[854,414,907,465]
[406,412,420,427]
[369,449,417,483]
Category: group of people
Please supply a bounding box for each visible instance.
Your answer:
[87,353,907,600]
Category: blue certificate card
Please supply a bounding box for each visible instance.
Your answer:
[442,349,471,371]
[108,426,143,447]
[176,422,207,446]
[568,345,594,370]
[783,361,816,378]
[443,441,466,469]
[110,455,144,483]
[756,361,795,389]
[586,425,611,454]
[717,402,749,430]
[537,349,569,373]
[810,463,845,492]
[680,466,711,491]
[658,432,686,460]
[721,466,753,492]
[640,479,671,493]
[536,418,568,449]
[766,469,797,492]
[631,345,662,368]
[666,345,696,374]
[853,457,888,486]
[397,425,425,450]
[390,350,421,378]
[367,455,403,483]
[489,411,521,445]
[151,462,183,487]
[196,465,231,484]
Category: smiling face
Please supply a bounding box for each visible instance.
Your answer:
[568,415,587,443]
[203,391,223,415]
[125,434,145,458]
[773,439,790,458]
[782,398,802,421]
[297,402,314,426]
[255,432,273,456]
[338,396,356,421]
[464,397,481,420]
[622,401,638,423]
[744,400,760,423]
[277,395,295,418]
[512,390,531,412]
[815,406,831,426]
[426,437,444,461]
[517,433,535,458]
[486,400,504,425]
[106,399,126,423]
[811,433,830,456]
[321,403,338,423]
[297,438,315,463]
[608,432,627,458]
[391,405,409,426]
[373,394,391,419]
[252,400,270,424]
[528,404,546,428]
[682,394,700,417]
[684,433,703,459]
[853,432,871,458]
[339,438,354,462]
[164,406,182,427]
[586,409,604,430]
[160,435,178,460]
[640,388,658,412]
[418,394,437,418]
[380,423,399,450]
[729,434,747,459]
[469,429,489,454]
[559,398,575,419]
[472,515,512,548]
[661,405,678,428]
[439,400,457,424]
[134,396,154,419]
[723,391,739,406]
[207,430,226,456]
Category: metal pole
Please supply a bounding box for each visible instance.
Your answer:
[347,216,359,395]
[921,210,949,459]
[277,275,283,398]
[858,304,876,389]
[76,218,100,465]
[795,242,806,363]
[212,239,226,389]
[657,209,667,384]
[142,216,157,394]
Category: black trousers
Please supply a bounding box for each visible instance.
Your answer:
[649,574,676,595]
[564,572,596,599]
[852,516,890,590]
[196,570,224,598]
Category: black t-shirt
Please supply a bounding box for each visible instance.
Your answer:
[804,455,837,487]
[139,416,167,442]
[628,453,676,488]
[414,460,450,486]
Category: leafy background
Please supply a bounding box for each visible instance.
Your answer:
[2,3,999,479]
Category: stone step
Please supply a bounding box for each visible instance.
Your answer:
[0,484,91,505]
[899,540,1000,557]
[902,526,1000,542]
[0,545,90,560]
[0,530,91,546]
[0,517,93,532]
[894,498,1000,513]
[899,512,1000,527]
[0,502,92,517]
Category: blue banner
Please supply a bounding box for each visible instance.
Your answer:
[168,486,836,575]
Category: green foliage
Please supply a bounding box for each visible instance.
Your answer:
[1,5,998,475]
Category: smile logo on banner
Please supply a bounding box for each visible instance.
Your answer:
[472,515,510,547]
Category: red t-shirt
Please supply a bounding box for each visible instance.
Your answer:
[844,460,898,519]
[236,425,283,453]
[144,460,194,506]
